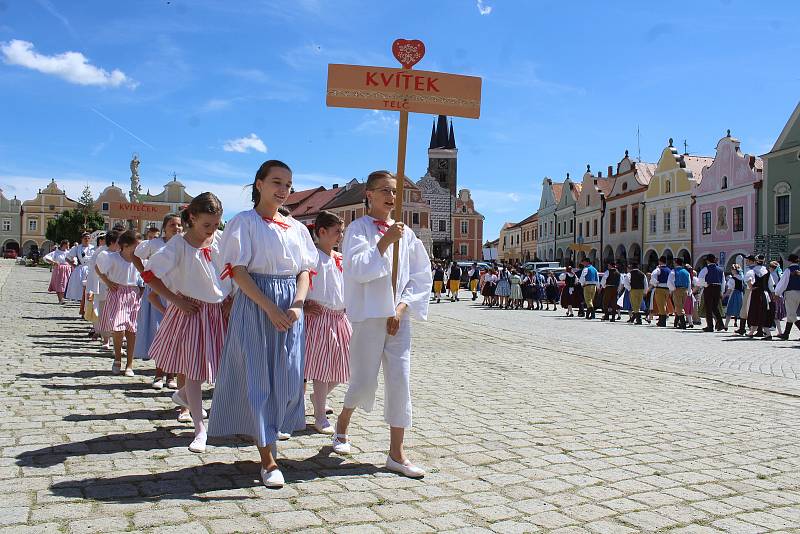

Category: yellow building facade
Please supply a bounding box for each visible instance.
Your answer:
[20,179,78,255]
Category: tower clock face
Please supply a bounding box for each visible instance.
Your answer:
[437,159,448,170]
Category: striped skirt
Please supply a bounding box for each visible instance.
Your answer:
[65,264,88,301]
[149,297,226,382]
[98,286,141,333]
[304,305,351,383]
[133,286,165,359]
[208,274,306,447]
[48,264,72,293]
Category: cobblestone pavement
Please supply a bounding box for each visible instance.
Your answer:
[3,260,800,533]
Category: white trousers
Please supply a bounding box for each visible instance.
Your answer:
[785,291,800,323]
[343,317,412,429]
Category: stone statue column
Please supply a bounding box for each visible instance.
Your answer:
[129,154,141,203]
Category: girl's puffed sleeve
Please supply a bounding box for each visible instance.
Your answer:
[219,213,252,270]
[343,220,392,284]
[296,222,319,273]
[399,233,433,321]
[134,239,152,260]
[145,238,178,281]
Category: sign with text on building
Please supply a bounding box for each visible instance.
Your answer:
[109,201,171,220]
[326,64,482,119]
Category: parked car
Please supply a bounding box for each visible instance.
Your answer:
[521,261,560,272]
[3,249,17,259]
[456,261,490,288]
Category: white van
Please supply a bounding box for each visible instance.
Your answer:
[521,261,560,272]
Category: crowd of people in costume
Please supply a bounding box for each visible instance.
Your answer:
[440,253,800,340]
[42,162,432,488]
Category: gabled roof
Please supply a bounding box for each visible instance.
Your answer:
[518,212,539,225]
[768,100,800,153]
[681,155,715,183]
[291,187,343,219]
[321,183,366,210]
[285,186,325,211]
[551,182,564,203]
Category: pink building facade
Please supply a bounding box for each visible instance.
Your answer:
[692,132,763,270]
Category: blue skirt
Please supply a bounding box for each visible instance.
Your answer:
[208,274,306,447]
[495,279,511,297]
[133,286,164,360]
[725,289,743,317]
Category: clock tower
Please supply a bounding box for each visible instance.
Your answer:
[427,115,457,194]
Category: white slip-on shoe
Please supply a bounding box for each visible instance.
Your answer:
[124,367,135,377]
[177,409,208,423]
[331,433,351,455]
[313,421,334,435]
[166,378,178,389]
[277,432,291,441]
[385,455,425,478]
[151,378,164,390]
[172,390,189,409]
[111,361,121,375]
[261,467,284,488]
[188,434,207,453]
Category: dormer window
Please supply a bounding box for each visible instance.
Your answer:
[721,176,728,189]
[622,182,628,191]
[665,180,671,193]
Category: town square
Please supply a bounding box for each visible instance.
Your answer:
[2,1,800,533]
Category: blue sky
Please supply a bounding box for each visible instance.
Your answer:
[1,1,798,240]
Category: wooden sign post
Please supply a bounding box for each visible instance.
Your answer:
[327,39,482,294]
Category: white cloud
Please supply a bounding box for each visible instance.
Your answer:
[477,0,493,15]
[0,39,137,88]
[354,110,399,133]
[222,133,267,154]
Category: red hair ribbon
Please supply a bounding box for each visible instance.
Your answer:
[142,270,156,284]
[263,217,290,230]
[201,247,212,261]
[374,220,390,235]
[220,262,233,280]
[308,269,317,289]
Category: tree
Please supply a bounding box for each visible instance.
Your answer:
[45,209,105,245]
[78,185,94,208]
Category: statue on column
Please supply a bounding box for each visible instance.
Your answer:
[129,154,141,202]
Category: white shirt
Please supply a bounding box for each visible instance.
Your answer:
[307,250,345,311]
[650,266,669,288]
[96,251,141,286]
[343,215,432,323]
[134,237,168,268]
[775,265,797,295]
[85,245,107,294]
[146,232,230,303]
[66,244,94,266]
[44,249,70,265]
[220,209,317,276]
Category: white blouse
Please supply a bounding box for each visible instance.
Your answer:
[220,209,317,276]
[66,244,94,266]
[96,251,141,286]
[146,232,231,303]
[85,245,107,293]
[44,249,70,265]
[342,215,432,323]
[134,237,168,268]
[307,250,345,311]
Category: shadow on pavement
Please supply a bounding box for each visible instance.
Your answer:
[63,408,179,422]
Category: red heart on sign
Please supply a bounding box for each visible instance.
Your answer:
[392,39,425,70]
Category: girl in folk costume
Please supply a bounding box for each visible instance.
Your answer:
[508,269,523,309]
[744,255,775,339]
[723,264,744,330]
[96,230,143,376]
[144,194,232,453]
[769,261,786,337]
[544,271,560,311]
[208,160,317,488]
[93,230,120,348]
[65,233,95,316]
[494,267,511,308]
[44,240,73,304]
[132,213,183,390]
[332,170,432,479]
[482,268,497,307]
[304,210,351,434]
[559,264,579,317]
[521,270,534,310]
[84,234,106,336]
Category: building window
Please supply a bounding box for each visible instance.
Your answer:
[102,202,109,211]
[460,220,468,234]
[663,210,671,232]
[460,244,468,256]
[412,212,419,226]
[1,219,10,232]
[586,196,590,207]
[649,212,657,234]
[733,206,743,232]
[609,209,616,234]
[702,211,711,235]
[350,210,356,223]
[622,182,628,191]
[503,236,507,247]
[49,204,55,211]
[620,207,627,232]
[721,176,728,189]
[27,218,37,231]
[569,219,574,233]
[665,179,671,193]
[777,195,790,225]
[593,219,598,236]
[632,206,639,230]
[678,208,686,231]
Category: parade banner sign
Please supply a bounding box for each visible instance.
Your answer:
[326,39,482,293]
[109,201,171,220]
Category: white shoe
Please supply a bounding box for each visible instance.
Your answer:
[124,367,135,377]
[332,433,351,455]
[261,467,284,488]
[188,434,207,453]
[151,378,164,390]
[172,390,188,409]
[313,421,334,434]
[277,432,291,441]
[111,361,121,375]
[177,409,208,423]
[385,455,425,478]
[166,378,178,389]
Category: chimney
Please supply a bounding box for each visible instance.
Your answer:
[608,165,613,177]
[598,171,603,178]
[332,183,339,189]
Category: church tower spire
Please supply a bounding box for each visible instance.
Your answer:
[429,118,437,149]
[447,120,456,149]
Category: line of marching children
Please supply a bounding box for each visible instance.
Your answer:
[457,253,800,340]
[43,162,433,488]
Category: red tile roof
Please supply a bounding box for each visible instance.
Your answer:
[285,186,324,210]
[291,187,344,219]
